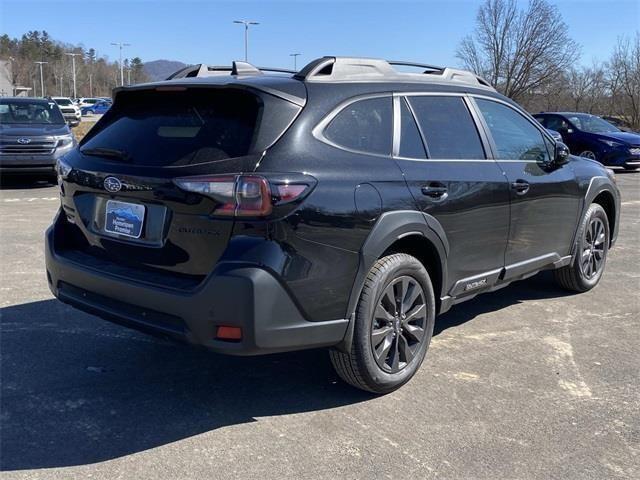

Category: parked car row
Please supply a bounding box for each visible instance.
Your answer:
[74,97,112,108]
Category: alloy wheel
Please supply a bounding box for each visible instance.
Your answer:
[580,150,597,160]
[580,216,606,279]
[370,276,427,373]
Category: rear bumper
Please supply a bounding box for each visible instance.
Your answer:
[45,222,348,355]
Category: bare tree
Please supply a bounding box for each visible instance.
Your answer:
[608,33,640,128]
[457,0,580,102]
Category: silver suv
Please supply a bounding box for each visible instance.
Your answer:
[0,97,77,177]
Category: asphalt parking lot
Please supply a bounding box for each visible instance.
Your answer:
[1,171,638,479]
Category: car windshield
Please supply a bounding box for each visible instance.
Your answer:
[567,114,620,134]
[54,98,73,106]
[0,100,66,125]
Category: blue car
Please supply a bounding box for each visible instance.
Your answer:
[81,100,111,116]
[534,112,640,170]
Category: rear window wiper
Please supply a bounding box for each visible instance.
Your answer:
[80,147,132,162]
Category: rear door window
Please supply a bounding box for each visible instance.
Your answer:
[475,98,551,162]
[323,96,392,156]
[407,96,486,159]
[398,98,426,159]
[81,89,298,167]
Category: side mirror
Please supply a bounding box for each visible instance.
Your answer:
[554,142,570,165]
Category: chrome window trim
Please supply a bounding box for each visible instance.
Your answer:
[313,90,555,163]
[392,95,401,157]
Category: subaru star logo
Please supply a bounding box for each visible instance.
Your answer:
[17,137,31,145]
[104,177,122,193]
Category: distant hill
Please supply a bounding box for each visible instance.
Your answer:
[143,60,188,81]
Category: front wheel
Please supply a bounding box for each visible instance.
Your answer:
[579,150,597,161]
[330,253,435,394]
[554,203,609,292]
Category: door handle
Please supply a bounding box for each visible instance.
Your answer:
[421,182,448,199]
[511,180,530,195]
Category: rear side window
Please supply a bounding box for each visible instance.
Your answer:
[475,99,551,162]
[323,96,392,156]
[407,96,485,159]
[545,115,571,132]
[81,89,298,167]
[398,98,426,159]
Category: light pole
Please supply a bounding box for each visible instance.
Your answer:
[110,42,131,85]
[65,52,80,98]
[289,53,301,70]
[34,61,48,97]
[233,20,259,62]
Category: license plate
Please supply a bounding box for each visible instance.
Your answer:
[105,200,145,238]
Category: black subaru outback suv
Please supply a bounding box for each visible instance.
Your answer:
[46,57,620,393]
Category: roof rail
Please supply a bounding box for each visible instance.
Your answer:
[164,57,495,91]
[166,62,296,80]
[387,60,443,73]
[294,56,495,90]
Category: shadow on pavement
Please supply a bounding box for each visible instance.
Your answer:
[0,174,56,190]
[1,272,569,471]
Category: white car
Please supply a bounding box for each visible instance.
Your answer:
[51,97,81,127]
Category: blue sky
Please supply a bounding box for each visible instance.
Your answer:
[1,0,638,69]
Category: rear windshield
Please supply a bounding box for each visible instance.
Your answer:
[0,100,65,125]
[54,98,73,106]
[81,89,297,167]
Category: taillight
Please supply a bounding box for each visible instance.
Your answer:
[174,175,237,216]
[236,176,272,216]
[275,184,307,202]
[174,174,310,217]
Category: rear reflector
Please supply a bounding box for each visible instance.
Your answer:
[276,184,307,202]
[216,326,242,341]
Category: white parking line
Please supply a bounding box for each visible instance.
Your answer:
[621,200,640,206]
[2,197,59,203]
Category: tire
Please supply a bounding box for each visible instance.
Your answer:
[554,203,609,292]
[330,253,435,394]
[579,150,597,161]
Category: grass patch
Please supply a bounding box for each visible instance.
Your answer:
[72,121,97,142]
